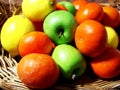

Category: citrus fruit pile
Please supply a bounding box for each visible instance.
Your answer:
[0,0,120,89]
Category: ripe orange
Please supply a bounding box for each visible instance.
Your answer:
[75,20,107,57]
[75,2,104,24]
[101,6,120,29]
[17,53,59,89]
[90,46,120,79]
[19,31,54,57]
[72,0,88,11]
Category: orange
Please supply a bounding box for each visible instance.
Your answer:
[101,6,120,29]
[17,53,59,89]
[72,0,88,11]
[19,31,54,57]
[90,46,120,79]
[75,2,104,24]
[75,20,107,57]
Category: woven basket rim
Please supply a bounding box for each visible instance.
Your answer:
[0,0,120,90]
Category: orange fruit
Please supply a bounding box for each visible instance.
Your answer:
[72,0,88,11]
[75,2,104,24]
[17,53,59,89]
[19,31,54,57]
[101,6,120,29]
[90,46,120,79]
[75,20,107,57]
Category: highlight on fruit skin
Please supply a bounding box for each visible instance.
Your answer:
[0,0,120,89]
[75,2,104,24]
[1,15,35,57]
[18,31,54,57]
[75,20,108,57]
[22,0,57,22]
[90,46,120,79]
[101,6,120,29]
[58,1,77,15]
[43,10,78,45]
[52,44,86,80]
[17,53,59,89]
[105,26,119,49]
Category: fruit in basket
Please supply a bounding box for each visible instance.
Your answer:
[32,21,43,31]
[58,1,76,15]
[90,46,120,79]
[56,3,67,10]
[1,15,35,57]
[52,44,86,80]
[43,10,77,45]
[19,31,54,57]
[72,0,88,11]
[75,20,107,57]
[17,53,59,89]
[75,2,104,24]
[22,0,56,22]
[105,26,119,48]
[101,6,120,29]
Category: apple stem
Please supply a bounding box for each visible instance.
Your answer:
[58,31,63,39]
[50,1,55,6]
[72,74,76,80]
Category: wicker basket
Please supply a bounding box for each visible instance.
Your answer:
[0,0,120,90]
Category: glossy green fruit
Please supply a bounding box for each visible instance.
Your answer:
[58,1,76,15]
[52,44,86,80]
[43,10,77,45]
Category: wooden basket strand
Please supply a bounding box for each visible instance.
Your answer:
[0,48,31,90]
[0,0,120,90]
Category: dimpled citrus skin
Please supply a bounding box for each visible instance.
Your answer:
[19,31,54,57]
[17,53,59,89]
[1,15,35,57]
[75,20,107,57]
[102,6,120,29]
[75,2,104,24]
[90,47,120,79]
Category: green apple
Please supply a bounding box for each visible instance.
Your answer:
[43,10,77,45]
[22,0,56,22]
[1,15,35,57]
[52,44,86,80]
[58,1,76,16]
[105,26,119,48]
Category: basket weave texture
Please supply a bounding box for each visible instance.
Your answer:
[0,0,120,90]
